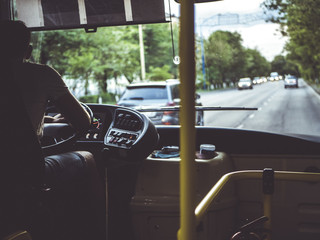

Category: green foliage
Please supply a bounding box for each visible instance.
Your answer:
[79,95,99,104]
[245,48,271,78]
[199,30,275,89]
[31,23,179,96]
[147,65,173,81]
[203,31,247,88]
[270,55,286,75]
[100,92,117,103]
[143,23,179,78]
[263,0,320,82]
[270,54,299,76]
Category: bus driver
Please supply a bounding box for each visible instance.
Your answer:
[0,20,105,240]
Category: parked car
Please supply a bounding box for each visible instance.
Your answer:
[284,75,299,88]
[117,80,204,125]
[237,77,253,90]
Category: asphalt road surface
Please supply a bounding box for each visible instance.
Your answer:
[199,79,320,136]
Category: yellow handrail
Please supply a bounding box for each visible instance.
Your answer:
[195,170,261,223]
[2,231,32,240]
[191,170,320,239]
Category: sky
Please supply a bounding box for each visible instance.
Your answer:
[169,0,288,61]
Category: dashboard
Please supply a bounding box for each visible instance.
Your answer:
[43,104,159,160]
[44,103,320,159]
[78,104,159,159]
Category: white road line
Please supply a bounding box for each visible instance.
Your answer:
[249,113,255,119]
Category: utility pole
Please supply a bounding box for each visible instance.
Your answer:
[139,24,146,81]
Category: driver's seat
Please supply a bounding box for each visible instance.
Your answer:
[0,62,44,240]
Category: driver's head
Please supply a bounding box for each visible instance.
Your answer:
[0,20,32,62]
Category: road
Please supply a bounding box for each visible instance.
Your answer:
[199,79,320,136]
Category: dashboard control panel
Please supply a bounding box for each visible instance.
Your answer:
[104,109,144,149]
[113,111,142,131]
[105,130,137,148]
[76,104,158,160]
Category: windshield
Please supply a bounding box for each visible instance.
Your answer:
[270,72,279,77]
[24,0,320,136]
[120,87,168,100]
[239,78,251,82]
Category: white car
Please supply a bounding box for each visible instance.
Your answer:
[284,75,299,88]
[238,78,253,90]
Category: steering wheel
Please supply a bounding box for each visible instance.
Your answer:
[41,103,93,156]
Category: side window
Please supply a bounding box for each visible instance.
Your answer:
[171,84,180,100]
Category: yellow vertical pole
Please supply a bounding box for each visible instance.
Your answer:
[178,0,196,240]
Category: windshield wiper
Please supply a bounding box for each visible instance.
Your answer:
[128,97,144,100]
[137,106,258,112]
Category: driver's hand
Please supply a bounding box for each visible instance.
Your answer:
[44,114,67,123]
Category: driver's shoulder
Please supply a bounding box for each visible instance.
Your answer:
[22,61,54,73]
[21,62,62,81]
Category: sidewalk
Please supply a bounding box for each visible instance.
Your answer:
[310,83,320,95]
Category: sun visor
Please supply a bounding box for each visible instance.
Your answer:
[14,0,169,30]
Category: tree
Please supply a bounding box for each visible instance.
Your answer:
[147,65,173,81]
[270,55,286,76]
[263,0,320,82]
[143,23,179,79]
[31,23,179,95]
[32,27,141,94]
[245,48,271,79]
[204,31,246,88]
[32,30,85,75]
[89,26,140,91]
[270,54,299,76]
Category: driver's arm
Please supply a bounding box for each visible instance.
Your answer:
[53,91,91,133]
[43,65,91,133]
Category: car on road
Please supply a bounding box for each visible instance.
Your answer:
[252,77,260,84]
[261,76,268,83]
[269,72,283,81]
[117,80,204,125]
[284,75,299,88]
[237,77,253,90]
